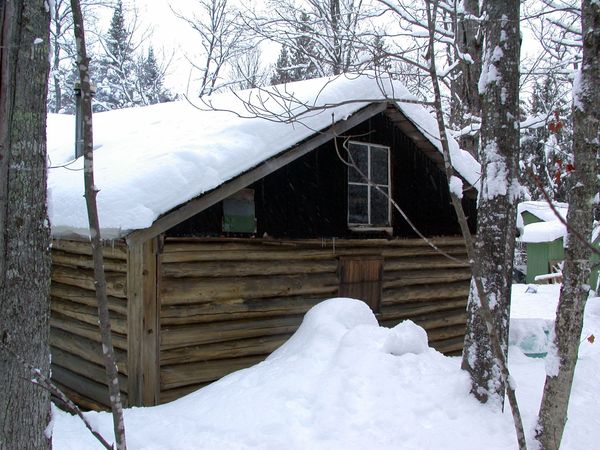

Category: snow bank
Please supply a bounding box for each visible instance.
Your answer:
[52,298,516,450]
[47,73,480,239]
[51,290,600,450]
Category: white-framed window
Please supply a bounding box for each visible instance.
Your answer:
[347,141,391,228]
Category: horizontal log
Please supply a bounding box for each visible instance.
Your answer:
[50,328,128,375]
[383,268,471,288]
[160,334,289,365]
[159,383,210,404]
[51,298,127,335]
[160,273,338,305]
[412,309,467,331]
[51,283,127,316]
[429,335,465,355]
[52,265,127,299]
[163,248,341,263]
[383,281,469,305]
[162,245,467,264]
[384,256,470,271]
[160,296,324,325]
[379,309,466,332]
[377,298,467,323]
[162,259,337,278]
[52,249,127,273]
[425,324,467,343]
[51,312,128,350]
[51,347,128,393]
[164,236,466,250]
[51,365,127,410]
[52,238,127,259]
[161,355,265,390]
[161,315,303,349]
[52,379,109,411]
[381,246,467,259]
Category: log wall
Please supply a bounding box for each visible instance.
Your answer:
[50,239,129,410]
[158,236,470,403]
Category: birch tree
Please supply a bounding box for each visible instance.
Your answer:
[535,1,600,448]
[0,0,52,447]
[71,0,127,447]
[460,0,521,408]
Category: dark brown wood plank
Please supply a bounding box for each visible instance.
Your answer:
[52,249,127,272]
[51,282,128,316]
[51,298,127,335]
[161,355,266,390]
[160,295,324,325]
[50,328,128,375]
[160,334,289,365]
[160,273,339,305]
[51,264,127,298]
[51,347,128,393]
[162,259,337,278]
[50,312,128,350]
[52,238,127,259]
[161,316,304,349]
[127,237,160,407]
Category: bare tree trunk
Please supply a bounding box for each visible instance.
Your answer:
[535,1,600,448]
[461,0,521,409]
[70,1,127,448]
[450,0,482,158]
[0,1,52,448]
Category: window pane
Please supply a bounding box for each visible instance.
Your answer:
[371,186,389,226]
[348,184,368,223]
[348,143,368,183]
[371,146,389,185]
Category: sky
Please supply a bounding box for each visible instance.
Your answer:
[114,0,278,95]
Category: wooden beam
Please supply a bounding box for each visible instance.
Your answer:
[125,102,389,246]
[127,237,160,406]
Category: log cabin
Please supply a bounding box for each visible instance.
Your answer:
[47,74,480,410]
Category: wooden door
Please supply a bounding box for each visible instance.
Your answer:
[338,255,383,313]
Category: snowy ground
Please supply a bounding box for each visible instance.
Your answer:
[52,284,600,450]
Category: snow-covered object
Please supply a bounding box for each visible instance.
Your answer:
[517,201,568,228]
[520,220,566,244]
[47,74,480,239]
[517,201,568,244]
[51,291,600,449]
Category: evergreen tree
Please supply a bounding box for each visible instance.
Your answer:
[94,0,137,111]
[270,13,319,84]
[520,76,572,201]
[271,45,293,85]
[138,47,173,105]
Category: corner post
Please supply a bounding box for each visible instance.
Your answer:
[127,236,160,406]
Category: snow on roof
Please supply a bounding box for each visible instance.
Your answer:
[517,201,568,244]
[520,220,566,244]
[517,201,568,228]
[47,73,480,239]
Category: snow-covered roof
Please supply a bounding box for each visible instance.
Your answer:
[47,73,480,240]
[517,201,568,244]
[517,201,568,228]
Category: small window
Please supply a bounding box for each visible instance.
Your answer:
[347,142,391,228]
[222,189,256,233]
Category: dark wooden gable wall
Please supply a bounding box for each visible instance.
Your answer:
[166,111,476,239]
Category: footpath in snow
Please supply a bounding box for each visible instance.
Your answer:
[52,284,600,450]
